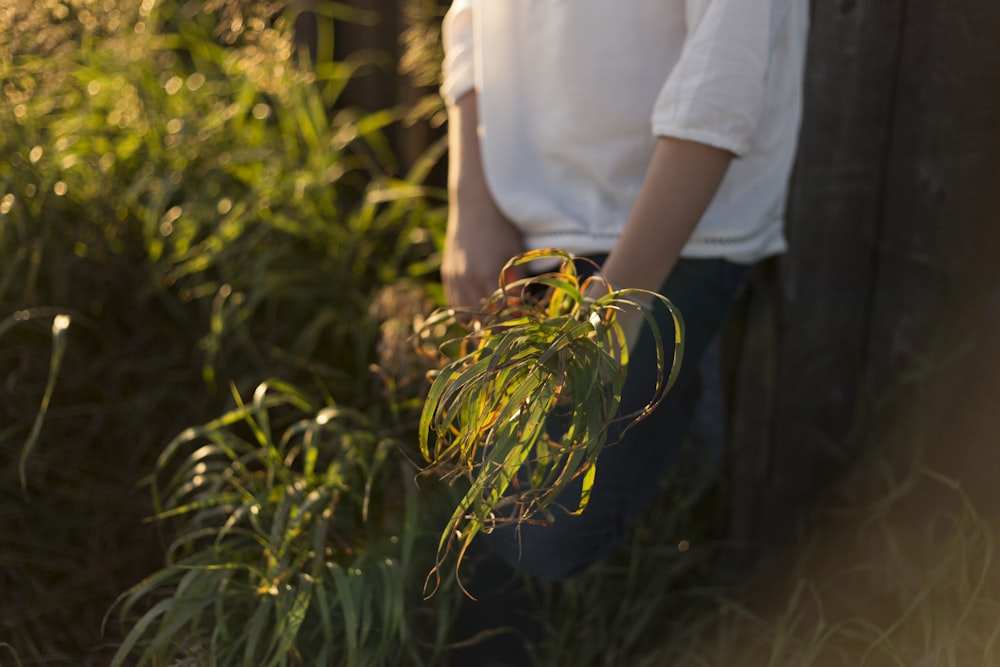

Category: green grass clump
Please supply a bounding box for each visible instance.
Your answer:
[418,249,684,590]
[107,380,456,666]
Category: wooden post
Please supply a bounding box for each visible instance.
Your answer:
[729,0,909,550]
[865,0,1000,399]
[733,0,1000,555]
[335,0,401,113]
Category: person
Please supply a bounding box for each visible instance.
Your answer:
[438,1,809,663]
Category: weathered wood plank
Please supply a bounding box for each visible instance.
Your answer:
[327,0,447,176]
[865,0,1000,400]
[335,0,401,112]
[721,261,781,568]
[737,0,908,547]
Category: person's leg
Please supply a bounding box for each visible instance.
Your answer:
[449,540,538,667]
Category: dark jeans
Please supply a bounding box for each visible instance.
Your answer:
[452,257,749,664]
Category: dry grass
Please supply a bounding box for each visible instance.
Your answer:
[640,310,1000,667]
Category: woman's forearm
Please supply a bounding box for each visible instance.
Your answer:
[601,136,734,301]
[448,91,490,203]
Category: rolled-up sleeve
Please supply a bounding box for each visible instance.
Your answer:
[653,0,774,156]
[440,0,476,106]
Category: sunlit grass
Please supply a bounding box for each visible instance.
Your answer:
[0,309,71,490]
[634,389,1000,667]
[655,495,997,666]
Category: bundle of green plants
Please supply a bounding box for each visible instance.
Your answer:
[107,380,458,666]
[417,249,685,590]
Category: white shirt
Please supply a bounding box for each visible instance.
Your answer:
[441,0,809,263]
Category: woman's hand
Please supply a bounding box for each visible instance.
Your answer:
[442,196,525,308]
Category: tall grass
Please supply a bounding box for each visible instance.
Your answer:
[627,311,1000,667]
[106,380,457,666]
[641,463,1000,667]
[1,0,446,662]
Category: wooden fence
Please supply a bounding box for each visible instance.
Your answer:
[299,0,1000,554]
[733,0,1000,549]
